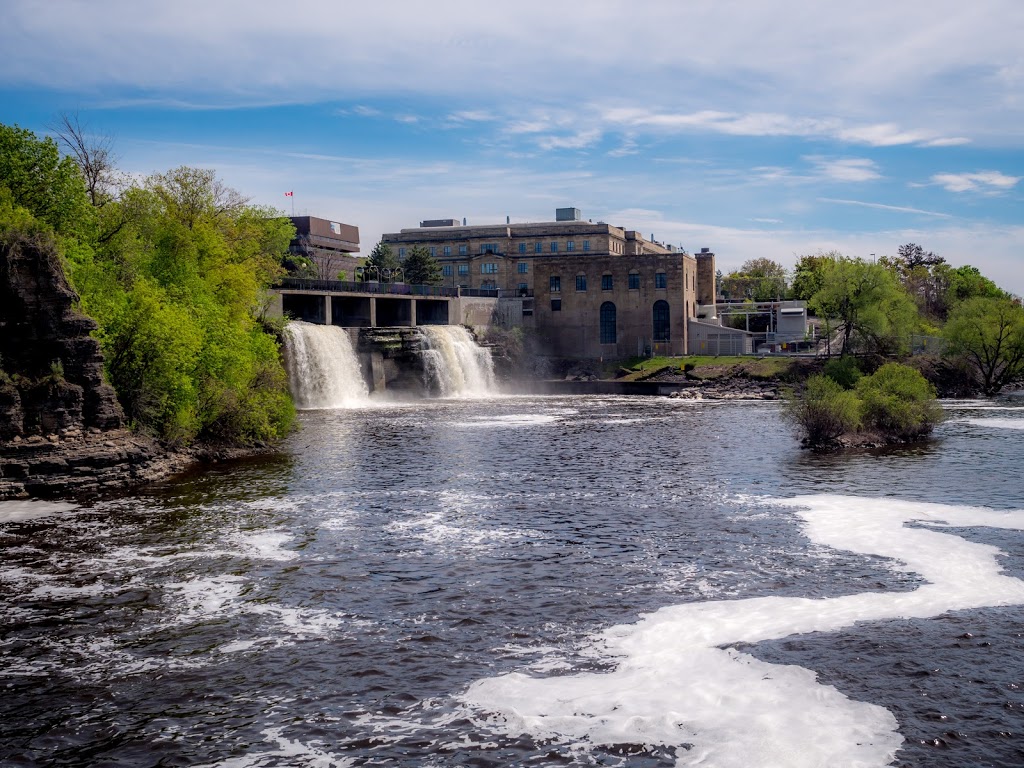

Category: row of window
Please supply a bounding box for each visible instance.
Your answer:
[398,241,594,258]
[549,272,668,292]
[548,300,671,344]
[441,262,533,277]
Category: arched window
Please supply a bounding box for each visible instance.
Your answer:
[653,300,670,341]
[600,302,617,344]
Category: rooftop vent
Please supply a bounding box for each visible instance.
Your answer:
[555,207,582,222]
[420,219,459,228]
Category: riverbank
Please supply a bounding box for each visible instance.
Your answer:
[0,430,279,500]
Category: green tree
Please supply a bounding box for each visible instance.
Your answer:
[362,239,400,280]
[809,255,918,356]
[790,252,835,302]
[721,257,788,300]
[944,296,1024,395]
[0,123,93,237]
[402,245,443,286]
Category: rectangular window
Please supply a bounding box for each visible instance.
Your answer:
[518,243,527,254]
[443,245,452,257]
[518,282,528,293]
[481,243,497,254]
[458,264,469,275]
[429,246,436,257]
[655,272,667,289]
[442,264,452,276]
[482,263,498,274]
[517,262,528,274]
[482,280,497,290]
[566,240,575,252]
[551,298,561,312]
[628,272,640,290]
[575,275,587,292]
[550,241,558,253]
[601,274,613,290]
[583,240,591,252]
[535,242,543,253]
[398,247,406,259]
[459,245,468,256]
[549,275,561,293]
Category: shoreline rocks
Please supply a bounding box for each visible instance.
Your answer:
[0,429,278,500]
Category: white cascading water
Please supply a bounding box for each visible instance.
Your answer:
[283,321,370,409]
[420,326,498,397]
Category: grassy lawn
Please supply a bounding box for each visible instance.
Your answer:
[607,355,805,381]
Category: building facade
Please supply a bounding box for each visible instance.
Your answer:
[381,210,715,358]
[289,216,361,280]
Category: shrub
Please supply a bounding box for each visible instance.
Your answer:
[822,355,862,389]
[784,374,861,447]
[856,363,942,441]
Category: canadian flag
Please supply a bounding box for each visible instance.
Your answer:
[284,191,294,197]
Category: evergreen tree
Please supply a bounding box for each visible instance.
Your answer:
[362,239,400,280]
[402,245,443,286]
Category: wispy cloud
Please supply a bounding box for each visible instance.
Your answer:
[536,129,601,151]
[601,108,967,148]
[806,157,881,182]
[930,170,1020,193]
[818,198,952,218]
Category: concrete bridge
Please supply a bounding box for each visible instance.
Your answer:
[266,278,502,328]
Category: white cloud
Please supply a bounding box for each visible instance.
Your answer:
[806,157,882,183]
[536,130,602,151]
[931,170,1021,193]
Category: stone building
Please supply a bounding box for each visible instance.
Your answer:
[288,216,361,280]
[381,209,717,358]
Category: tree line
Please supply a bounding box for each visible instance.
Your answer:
[1,120,295,445]
[720,249,1024,396]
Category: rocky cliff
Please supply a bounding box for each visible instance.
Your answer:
[0,230,183,499]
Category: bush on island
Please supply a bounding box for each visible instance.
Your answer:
[855,362,943,442]
[785,362,940,449]
[784,374,861,446]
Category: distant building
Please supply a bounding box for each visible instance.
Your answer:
[288,216,361,280]
[381,210,717,357]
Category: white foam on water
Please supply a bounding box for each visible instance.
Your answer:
[192,726,353,768]
[0,499,78,524]
[283,321,369,409]
[962,417,1024,430]
[462,494,1024,767]
[456,413,559,428]
[229,529,299,561]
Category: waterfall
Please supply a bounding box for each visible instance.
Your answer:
[420,326,498,397]
[283,322,369,409]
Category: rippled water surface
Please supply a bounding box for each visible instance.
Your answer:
[2,394,1023,767]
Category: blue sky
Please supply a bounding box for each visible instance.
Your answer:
[2,0,1022,294]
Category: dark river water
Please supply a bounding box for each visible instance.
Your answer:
[2,394,1023,767]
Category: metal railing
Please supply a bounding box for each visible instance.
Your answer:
[276,277,457,297]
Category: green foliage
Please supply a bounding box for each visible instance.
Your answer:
[0,124,94,238]
[720,257,787,301]
[791,252,837,302]
[35,152,297,445]
[944,296,1024,395]
[402,245,443,286]
[809,255,918,355]
[362,239,400,279]
[784,374,862,446]
[855,363,942,441]
[821,356,862,389]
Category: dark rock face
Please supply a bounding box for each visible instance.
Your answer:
[0,230,124,438]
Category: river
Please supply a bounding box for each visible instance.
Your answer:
[2,392,1023,767]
